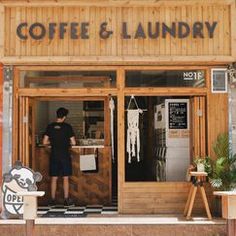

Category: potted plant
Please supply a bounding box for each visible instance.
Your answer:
[207,133,236,216]
[193,156,212,173]
[208,133,236,191]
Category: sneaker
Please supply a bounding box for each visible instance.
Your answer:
[48,199,56,206]
[64,198,75,207]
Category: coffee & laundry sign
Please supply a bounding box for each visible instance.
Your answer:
[16,21,218,40]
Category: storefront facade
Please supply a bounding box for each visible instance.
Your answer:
[0,0,236,215]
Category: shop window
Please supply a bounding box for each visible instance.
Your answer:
[125,70,205,87]
[125,96,190,182]
[19,71,116,88]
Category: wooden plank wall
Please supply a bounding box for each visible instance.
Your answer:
[35,147,112,205]
[3,5,231,58]
[207,93,228,158]
[231,0,236,60]
[190,96,206,158]
[120,183,214,214]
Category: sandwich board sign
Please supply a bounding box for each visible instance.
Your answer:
[1,161,42,216]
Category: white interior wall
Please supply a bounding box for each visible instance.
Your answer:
[48,101,84,139]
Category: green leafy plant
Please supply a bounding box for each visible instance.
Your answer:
[208,133,236,191]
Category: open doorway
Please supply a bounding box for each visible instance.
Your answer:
[18,97,117,207]
[125,96,206,182]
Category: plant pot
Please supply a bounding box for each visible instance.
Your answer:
[197,163,205,172]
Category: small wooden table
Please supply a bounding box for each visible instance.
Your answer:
[184,171,212,220]
[213,191,236,219]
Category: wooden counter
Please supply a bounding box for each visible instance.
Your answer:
[35,146,112,206]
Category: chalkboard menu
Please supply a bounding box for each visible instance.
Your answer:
[168,102,188,129]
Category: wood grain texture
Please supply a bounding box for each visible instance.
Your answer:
[117,68,125,212]
[2,4,232,61]
[0,64,3,186]
[228,219,236,236]
[190,96,206,157]
[2,56,235,65]
[0,224,227,236]
[230,1,236,58]
[0,0,234,6]
[36,147,112,205]
[120,182,214,214]
[207,93,228,158]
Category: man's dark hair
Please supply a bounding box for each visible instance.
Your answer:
[56,107,69,118]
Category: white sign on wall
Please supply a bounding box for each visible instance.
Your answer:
[211,68,228,93]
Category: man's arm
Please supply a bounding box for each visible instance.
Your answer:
[70,136,76,146]
[43,135,50,145]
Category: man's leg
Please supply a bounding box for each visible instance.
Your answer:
[51,176,58,200]
[63,176,69,199]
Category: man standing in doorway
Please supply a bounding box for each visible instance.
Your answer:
[43,107,76,206]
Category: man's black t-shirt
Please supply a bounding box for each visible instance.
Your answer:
[45,122,75,151]
[45,122,75,176]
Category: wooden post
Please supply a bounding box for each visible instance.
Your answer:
[117,67,125,214]
[26,220,35,236]
[16,191,45,236]
[228,220,236,236]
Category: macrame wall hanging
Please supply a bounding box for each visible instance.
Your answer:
[109,97,115,162]
[126,95,146,163]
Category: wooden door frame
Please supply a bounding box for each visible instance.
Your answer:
[118,67,210,213]
[18,97,35,167]
[16,95,111,161]
[190,96,207,158]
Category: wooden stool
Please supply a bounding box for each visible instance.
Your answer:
[184,171,212,220]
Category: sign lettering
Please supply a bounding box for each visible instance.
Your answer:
[183,71,204,81]
[16,21,218,40]
[168,102,188,129]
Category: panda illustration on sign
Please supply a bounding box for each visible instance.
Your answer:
[2,161,42,215]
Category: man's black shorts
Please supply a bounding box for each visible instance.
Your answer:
[49,150,72,176]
